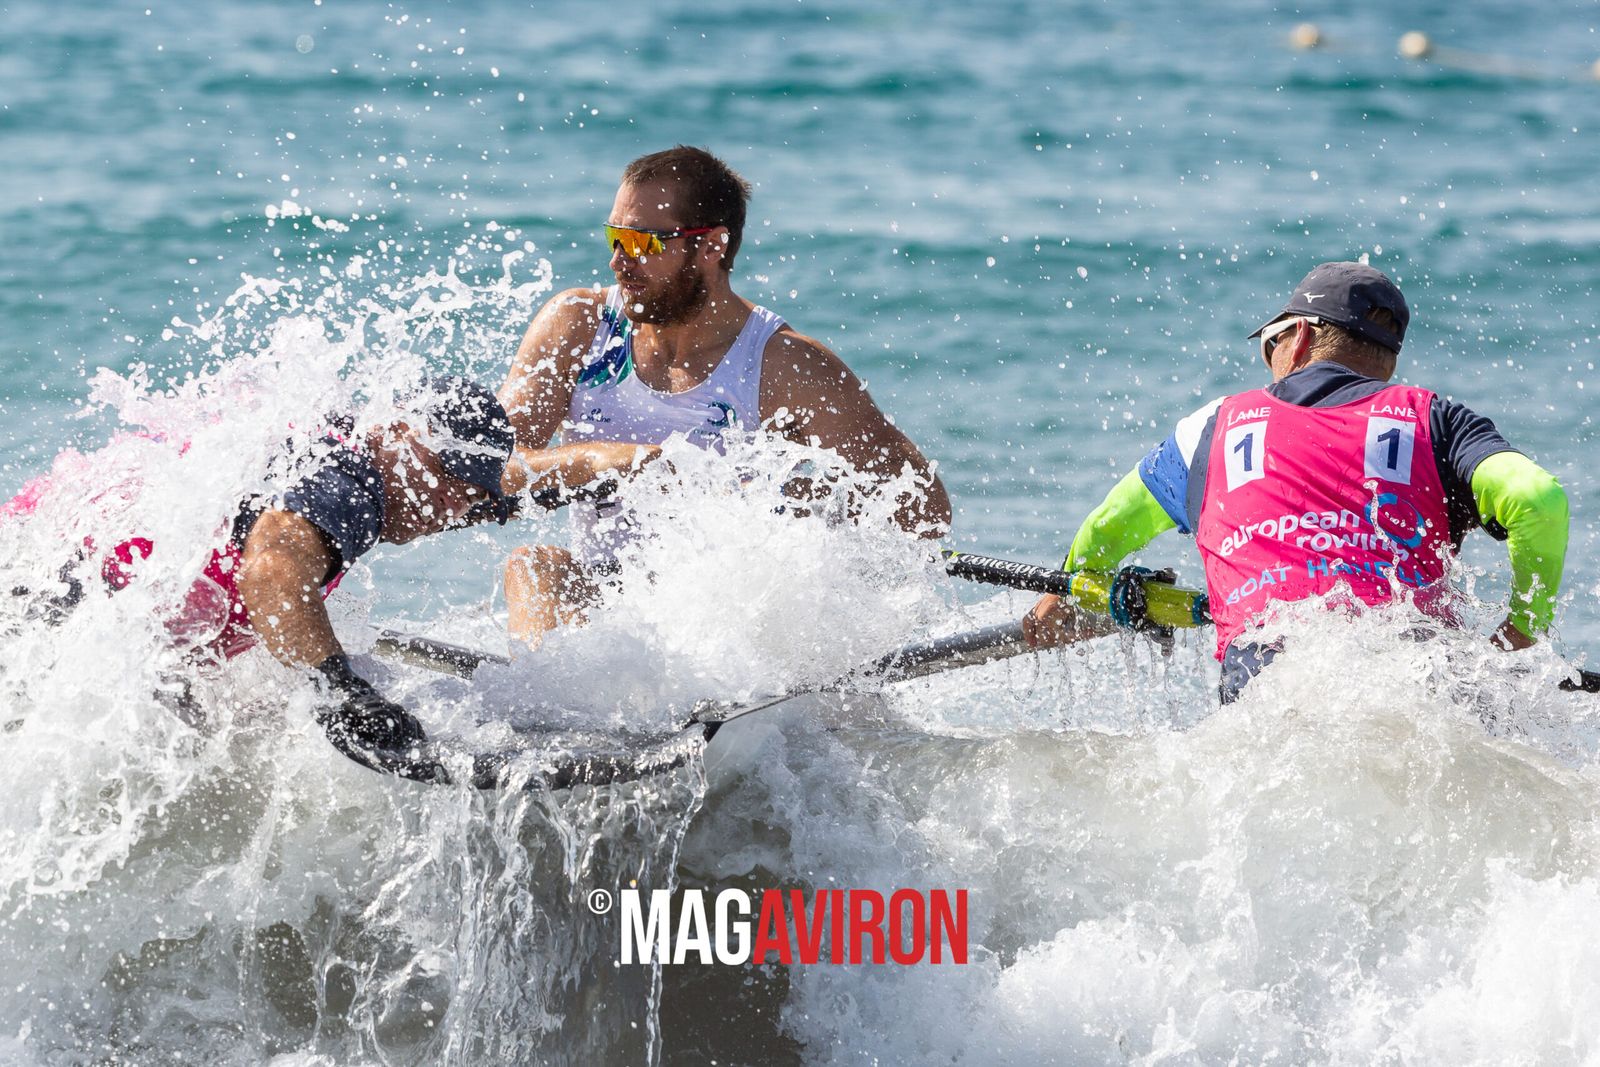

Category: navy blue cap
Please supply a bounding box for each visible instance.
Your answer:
[1248,262,1409,354]
[411,376,514,502]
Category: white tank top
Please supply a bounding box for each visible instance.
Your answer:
[564,286,784,450]
[563,286,786,562]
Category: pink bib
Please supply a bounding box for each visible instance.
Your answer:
[1194,384,1452,659]
[4,430,347,661]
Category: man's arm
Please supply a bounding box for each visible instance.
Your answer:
[1024,470,1177,647]
[238,508,431,766]
[454,441,665,528]
[1470,451,1569,648]
[513,441,663,504]
[1022,395,1219,650]
[1062,469,1180,571]
[759,331,951,537]
[1429,395,1570,650]
[497,286,607,494]
[237,509,343,666]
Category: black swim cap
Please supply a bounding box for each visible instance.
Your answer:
[411,376,514,503]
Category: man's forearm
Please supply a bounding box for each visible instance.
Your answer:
[1064,468,1177,572]
[238,512,343,667]
[894,472,952,538]
[1472,451,1569,637]
[502,444,578,496]
[1022,467,1168,651]
[247,590,342,666]
[502,442,653,500]
[855,437,950,538]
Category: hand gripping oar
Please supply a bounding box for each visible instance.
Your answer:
[361,631,692,789]
[940,549,1600,694]
[362,621,1040,789]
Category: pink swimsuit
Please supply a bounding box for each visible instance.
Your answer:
[5,436,344,660]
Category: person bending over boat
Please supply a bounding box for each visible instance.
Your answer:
[227,377,515,774]
[497,146,951,646]
[1023,261,1569,702]
[9,378,625,779]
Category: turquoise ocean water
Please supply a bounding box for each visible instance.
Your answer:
[5,3,1600,1064]
[6,1,1596,630]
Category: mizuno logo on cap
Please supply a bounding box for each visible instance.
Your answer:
[1304,293,1325,301]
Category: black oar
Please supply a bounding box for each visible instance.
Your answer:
[943,549,1212,628]
[941,549,1600,694]
[362,620,1041,788]
[689,621,1031,736]
[373,629,507,678]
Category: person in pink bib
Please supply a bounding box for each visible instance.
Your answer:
[1023,262,1570,702]
[8,378,618,779]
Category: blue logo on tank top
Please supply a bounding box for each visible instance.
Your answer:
[688,401,738,444]
[577,334,634,389]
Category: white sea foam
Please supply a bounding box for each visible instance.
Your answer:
[674,601,1600,1066]
[3,259,1599,1066]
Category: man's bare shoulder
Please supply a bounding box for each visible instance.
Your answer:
[509,285,609,384]
[536,285,610,332]
[758,326,878,430]
[762,326,859,388]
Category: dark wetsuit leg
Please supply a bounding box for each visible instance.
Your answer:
[1219,641,1282,704]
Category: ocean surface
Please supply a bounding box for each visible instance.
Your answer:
[3,1,1599,1063]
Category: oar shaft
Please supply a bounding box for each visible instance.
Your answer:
[693,621,1033,728]
[373,630,510,677]
[864,621,1030,683]
[940,550,1074,596]
[943,549,1600,695]
[941,551,1211,629]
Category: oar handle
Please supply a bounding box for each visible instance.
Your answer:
[941,550,1212,629]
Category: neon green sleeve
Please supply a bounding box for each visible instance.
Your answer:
[1063,469,1178,572]
[1471,451,1568,637]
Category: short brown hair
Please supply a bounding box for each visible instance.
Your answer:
[1306,306,1399,377]
[621,146,751,270]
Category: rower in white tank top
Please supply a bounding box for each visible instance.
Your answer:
[563,285,787,560]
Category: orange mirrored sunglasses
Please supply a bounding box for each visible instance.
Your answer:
[603,224,716,258]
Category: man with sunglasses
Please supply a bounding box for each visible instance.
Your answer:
[497,146,950,644]
[1022,261,1569,702]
